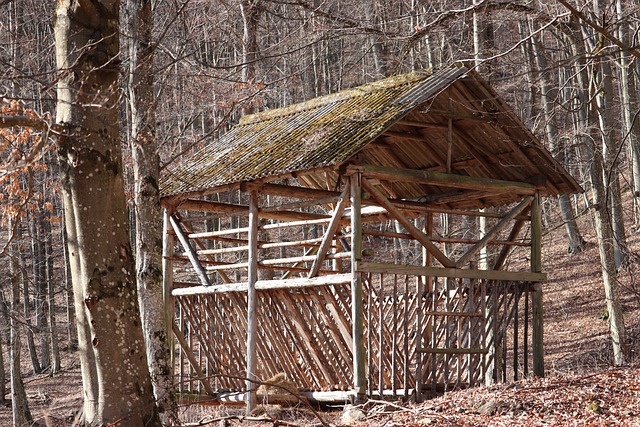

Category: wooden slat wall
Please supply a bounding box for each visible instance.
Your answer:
[173,275,533,398]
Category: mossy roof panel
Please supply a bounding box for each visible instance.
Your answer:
[160,67,465,198]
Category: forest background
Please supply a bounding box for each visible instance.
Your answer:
[1,0,640,426]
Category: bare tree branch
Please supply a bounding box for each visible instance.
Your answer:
[557,0,640,59]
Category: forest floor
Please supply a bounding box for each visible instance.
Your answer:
[2,203,640,426]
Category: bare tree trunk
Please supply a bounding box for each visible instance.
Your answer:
[22,249,40,374]
[126,0,180,423]
[615,0,640,224]
[32,212,51,370]
[531,33,585,254]
[594,58,629,269]
[55,1,160,425]
[44,212,61,373]
[61,216,76,351]
[9,239,32,427]
[569,24,626,364]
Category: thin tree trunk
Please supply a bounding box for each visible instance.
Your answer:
[61,216,75,351]
[55,1,160,425]
[531,32,585,254]
[126,0,180,423]
[615,0,640,223]
[21,249,40,374]
[9,238,32,427]
[44,212,61,373]
[569,23,626,364]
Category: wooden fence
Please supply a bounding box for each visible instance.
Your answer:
[173,271,533,400]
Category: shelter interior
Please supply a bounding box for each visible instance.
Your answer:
[159,66,581,406]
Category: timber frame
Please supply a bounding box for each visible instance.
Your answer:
[160,66,581,409]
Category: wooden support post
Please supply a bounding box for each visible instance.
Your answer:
[162,209,176,373]
[309,185,350,277]
[169,215,211,287]
[350,173,367,399]
[531,193,544,378]
[246,190,259,413]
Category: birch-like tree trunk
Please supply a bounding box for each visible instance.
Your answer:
[569,23,626,364]
[615,0,640,223]
[9,239,32,427]
[126,0,180,423]
[531,34,585,254]
[54,1,160,425]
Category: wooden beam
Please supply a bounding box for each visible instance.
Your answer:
[309,186,350,278]
[171,273,353,296]
[172,323,215,395]
[176,219,234,285]
[418,348,489,355]
[361,178,455,268]
[396,119,447,129]
[169,215,211,287]
[177,199,328,222]
[531,193,544,378]
[382,130,428,142]
[245,190,259,413]
[350,173,366,398]
[362,226,529,246]
[455,197,533,268]
[357,262,546,283]
[259,182,341,200]
[360,164,537,195]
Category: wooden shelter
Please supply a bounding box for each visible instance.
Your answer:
[159,65,581,408]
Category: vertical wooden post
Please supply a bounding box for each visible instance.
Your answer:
[246,190,259,413]
[350,172,366,399]
[531,193,544,378]
[162,208,175,372]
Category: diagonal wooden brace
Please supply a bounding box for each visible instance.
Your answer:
[169,214,212,286]
[308,185,350,278]
[455,196,533,268]
[361,178,455,268]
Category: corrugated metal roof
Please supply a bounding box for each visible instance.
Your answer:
[160,65,581,207]
[160,67,466,198]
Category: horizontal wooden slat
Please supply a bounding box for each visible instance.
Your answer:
[418,347,489,355]
[172,273,353,296]
[358,262,546,282]
[359,164,538,195]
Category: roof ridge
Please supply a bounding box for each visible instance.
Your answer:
[238,68,434,126]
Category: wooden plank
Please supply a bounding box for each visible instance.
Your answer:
[171,273,352,296]
[169,215,212,287]
[245,190,259,413]
[278,290,337,386]
[531,193,544,378]
[259,182,341,200]
[177,220,234,285]
[172,323,215,395]
[361,178,455,268]
[198,252,350,272]
[178,198,329,222]
[416,347,489,356]
[360,164,537,195]
[425,311,482,318]
[455,196,533,268]
[309,186,350,277]
[358,262,546,283]
[350,173,367,397]
[362,227,529,246]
